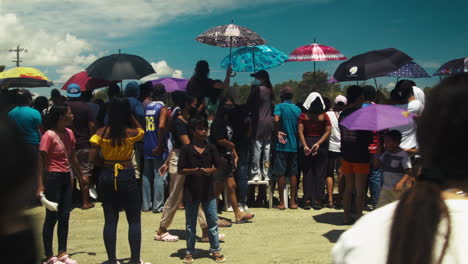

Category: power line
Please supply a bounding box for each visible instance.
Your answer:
[9,45,28,67]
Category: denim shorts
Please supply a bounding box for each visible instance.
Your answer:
[272,151,298,177]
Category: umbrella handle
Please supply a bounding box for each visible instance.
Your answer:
[230,72,237,78]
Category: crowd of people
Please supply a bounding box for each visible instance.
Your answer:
[2,59,466,264]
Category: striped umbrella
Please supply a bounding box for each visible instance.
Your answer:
[287,41,347,79]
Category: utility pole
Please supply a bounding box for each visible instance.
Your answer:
[9,45,28,67]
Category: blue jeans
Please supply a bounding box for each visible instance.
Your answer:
[142,159,166,212]
[368,165,383,206]
[42,172,72,257]
[235,143,250,205]
[250,140,271,178]
[185,199,220,255]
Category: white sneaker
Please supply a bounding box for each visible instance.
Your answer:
[227,205,234,212]
[243,204,249,212]
[263,175,270,182]
[89,187,98,199]
[252,175,261,182]
[238,204,245,212]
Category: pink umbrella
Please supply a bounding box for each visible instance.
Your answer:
[287,41,347,79]
[61,71,118,91]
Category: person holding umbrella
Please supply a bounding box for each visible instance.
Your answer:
[339,86,373,224]
[186,60,232,114]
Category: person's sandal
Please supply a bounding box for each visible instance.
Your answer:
[42,257,61,264]
[154,232,179,242]
[183,254,194,263]
[234,213,255,224]
[58,255,78,264]
[211,252,226,263]
[217,219,232,227]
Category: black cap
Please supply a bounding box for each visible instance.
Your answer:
[250,70,269,79]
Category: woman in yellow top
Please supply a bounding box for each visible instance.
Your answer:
[89,97,150,264]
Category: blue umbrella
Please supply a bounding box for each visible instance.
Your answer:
[220,45,288,72]
[386,62,430,78]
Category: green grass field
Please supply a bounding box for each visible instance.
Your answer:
[28,204,349,264]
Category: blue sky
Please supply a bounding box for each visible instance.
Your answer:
[1,0,467,96]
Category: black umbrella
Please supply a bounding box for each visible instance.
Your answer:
[86,52,155,81]
[333,48,413,85]
[433,57,468,76]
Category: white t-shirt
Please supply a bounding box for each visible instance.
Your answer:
[332,199,468,264]
[326,111,341,152]
[393,100,423,149]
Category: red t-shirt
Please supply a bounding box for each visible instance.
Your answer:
[299,112,331,137]
[39,128,76,172]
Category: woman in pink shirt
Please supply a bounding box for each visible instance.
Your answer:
[36,104,82,264]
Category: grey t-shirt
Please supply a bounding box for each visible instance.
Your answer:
[247,85,273,140]
[379,150,412,190]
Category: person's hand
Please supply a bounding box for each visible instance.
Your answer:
[394,181,405,192]
[278,131,287,145]
[407,177,416,188]
[152,146,165,157]
[226,66,233,77]
[158,164,168,176]
[36,185,45,199]
[202,167,216,176]
[311,143,320,156]
[304,146,312,156]
[232,153,239,169]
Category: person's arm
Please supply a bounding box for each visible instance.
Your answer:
[130,115,143,129]
[298,123,310,155]
[213,66,232,89]
[232,147,239,168]
[36,151,47,198]
[179,167,203,176]
[373,146,383,168]
[152,107,168,156]
[89,144,103,166]
[274,115,287,145]
[216,139,235,150]
[395,169,411,192]
[69,151,83,183]
[310,125,331,155]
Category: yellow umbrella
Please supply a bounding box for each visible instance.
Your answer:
[0,67,53,88]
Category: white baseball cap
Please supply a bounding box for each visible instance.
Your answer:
[335,95,347,105]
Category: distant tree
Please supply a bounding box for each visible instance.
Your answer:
[93,89,108,101]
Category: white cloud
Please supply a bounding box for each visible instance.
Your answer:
[0,13,97,68]
[416,60,441,69]
[55,65,85,84]
[0,0,322,39]
[385,82,396,89]
[141,60,184,81]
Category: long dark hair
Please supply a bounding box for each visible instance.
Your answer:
[193,60,209,80]
[44,104,69,131]
[387,73,468,264]
[216,96,235,117]
[108,97,131,146]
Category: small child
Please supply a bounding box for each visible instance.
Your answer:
[177,116,226,263]
[374,130,412,208]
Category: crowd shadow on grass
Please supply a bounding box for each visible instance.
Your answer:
[100,258,130,264]
[312,212,345,226]
[322,230,347,243]
[171,248,213,261]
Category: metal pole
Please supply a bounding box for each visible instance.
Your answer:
[229,37,233,66]
[119,49,123,91]
[252,49,256,72]
[374,77,378,88]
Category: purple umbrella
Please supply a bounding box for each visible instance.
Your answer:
[149,77,188,93]
[340,104,414,131]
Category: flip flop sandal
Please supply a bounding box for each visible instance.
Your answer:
[217,219,232,227]
[58,255,78,264]
[211,253,226,263]
[274,205,286,210]
[154,232,179,242]
[289,204,299,209]
[183,255,194,263]
[42,257,59,264]
[234,213,255,224]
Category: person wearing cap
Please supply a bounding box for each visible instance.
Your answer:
[325,95,347,209]
[66,83,96,210]
[272,86,301,209]
[247,70,275,183]
[8,89,43,202]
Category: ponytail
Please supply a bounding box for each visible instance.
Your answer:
[387,180,451,264]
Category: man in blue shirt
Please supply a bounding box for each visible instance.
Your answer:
[8,89,42,148]
[142,84,168,213]
[273,86,302,209]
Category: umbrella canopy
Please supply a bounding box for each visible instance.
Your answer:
[149,77,189,93]
[386,62,430,78]
[86,53,155,81]
[433,57,468,76]
[0,67,53,88]
[333,48,413,82]
[220,45,288,72]
[287,43,347,62]
[196,23,267,48]
[340,104,414,131]
[61,71,118,91]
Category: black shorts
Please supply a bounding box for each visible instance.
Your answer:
[272,151,298,178]
[214,156,234,183]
